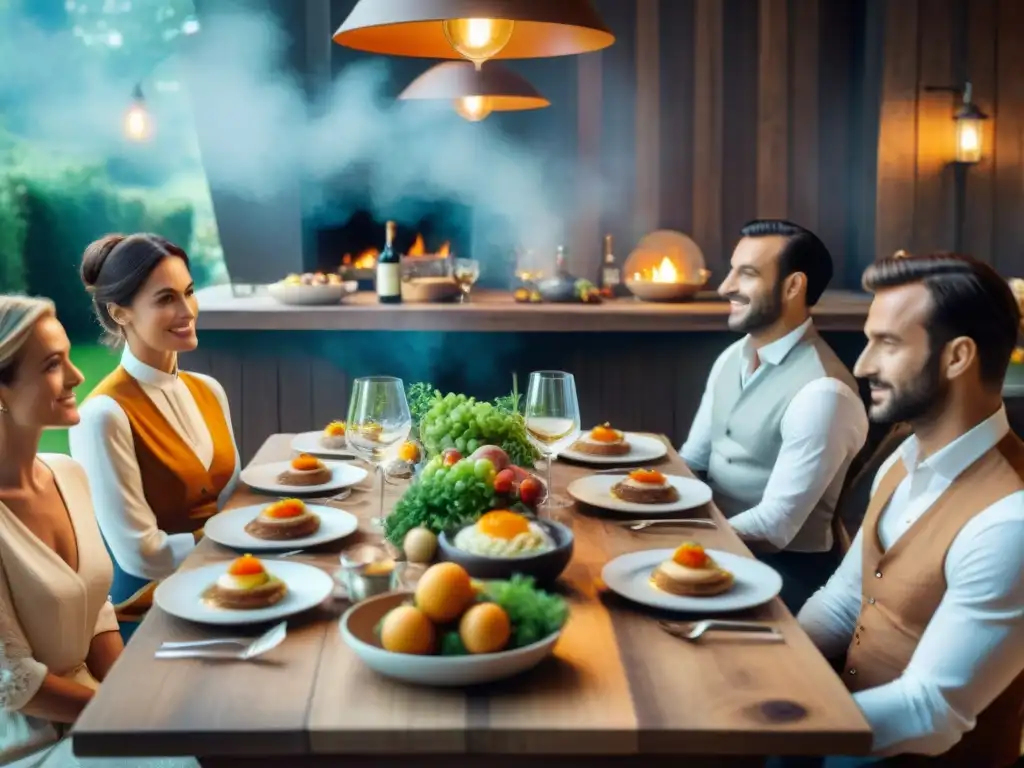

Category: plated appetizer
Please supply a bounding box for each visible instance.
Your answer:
[611,469,681,504]
[374,563,568,656]
[203,554,287,610]
[320,421,347,450]
[244,498,321,541]
[651,542,734,597]
[451,510,555,558]
[277,453,332,486]
[570,423,631,456]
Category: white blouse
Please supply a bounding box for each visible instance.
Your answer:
[0,454,117,764]
[67,347,240,581]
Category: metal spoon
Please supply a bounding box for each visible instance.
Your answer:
[659,620,782,643]
[156,621,288,660]
[620,519,718,531]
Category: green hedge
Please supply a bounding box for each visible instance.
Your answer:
[2,167,196,341]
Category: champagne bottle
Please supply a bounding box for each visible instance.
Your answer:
[376,220,401,304]
[599,233,624,297]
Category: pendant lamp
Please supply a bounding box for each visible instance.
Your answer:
[333,0,614,69]
[399,60,549,122]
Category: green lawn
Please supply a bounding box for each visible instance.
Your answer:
[40,343,120,455]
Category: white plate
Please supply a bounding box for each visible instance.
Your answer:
[240,460,368,495]
[202,504,360,551]
[154,561,335,626]
[267,281,357,306]
[290,431,355,458]
[601,549,782,613]
[560,432,669,465]
[566,474,712,514]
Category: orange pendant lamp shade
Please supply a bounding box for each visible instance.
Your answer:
[333,0,614,66]
[399,61,549,122]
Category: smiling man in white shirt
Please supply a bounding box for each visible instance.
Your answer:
[682,220,868,611]
[798,253,1024,767]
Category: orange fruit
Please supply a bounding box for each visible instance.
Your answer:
[414,562,475,623]
[379,605,436,655]
[398,441,421,463]
[459,602,511,654]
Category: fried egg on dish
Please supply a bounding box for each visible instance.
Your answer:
[453,510,555,558]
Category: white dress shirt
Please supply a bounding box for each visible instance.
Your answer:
[798,406,1024,756]
[681,319,869,550]
[68,347,241,581]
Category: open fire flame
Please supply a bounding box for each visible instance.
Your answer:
[633,256,680,284]
[341,233,450,270]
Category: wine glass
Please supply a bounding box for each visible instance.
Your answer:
[346,376,413,527]
[523,371,581,511]
[454,258,480,302]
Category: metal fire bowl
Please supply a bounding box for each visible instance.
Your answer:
[625,272,710,302]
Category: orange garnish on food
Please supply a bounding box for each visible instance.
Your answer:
[590,423,621,443]
[672,542,708,569]
[228,554,265,576]
[291,453,323,471]
[265,499,305,519]
[324,420,346,436]
[363,561,395,577]
[628,468,666,484]
[397,441,421,463]
[477,510,530,540]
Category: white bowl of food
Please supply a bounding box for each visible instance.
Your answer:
[268,273,357,306]
[339,564,567,687]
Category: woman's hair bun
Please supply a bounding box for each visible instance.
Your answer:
[81,233,127,290]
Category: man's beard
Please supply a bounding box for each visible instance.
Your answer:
[726,281,783,334]
[867,348,947,425]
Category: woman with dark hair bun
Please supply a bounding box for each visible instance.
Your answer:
[68,233,240,642]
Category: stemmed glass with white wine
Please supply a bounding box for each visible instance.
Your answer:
[346,376,412,528]
[454,258,480,302]
[523,371,581,511]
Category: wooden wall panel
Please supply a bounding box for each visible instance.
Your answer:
[962,0,996,262]
[634,0,661,238]
[874,0,920,260]
[913,0,956,252]
[691,0,725,274]
[788,0,820,236]
[993,0,1024,276]
[658,0,695,236]
[756,0,790,218]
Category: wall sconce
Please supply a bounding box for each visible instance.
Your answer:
[923,81,989,164]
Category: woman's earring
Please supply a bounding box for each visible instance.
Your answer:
[0,403,8,414]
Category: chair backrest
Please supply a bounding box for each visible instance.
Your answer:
[831,421,912,553]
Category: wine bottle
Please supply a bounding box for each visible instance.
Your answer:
[555,245,568,275]
[376,220,401,304]
[599,233,624,297]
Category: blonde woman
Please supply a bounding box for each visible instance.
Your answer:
[68,234,240,640]
[0,295,195,767]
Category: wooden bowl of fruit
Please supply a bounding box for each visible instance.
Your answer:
[339,564,568,687]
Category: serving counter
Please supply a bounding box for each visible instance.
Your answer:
[183,286,873,464]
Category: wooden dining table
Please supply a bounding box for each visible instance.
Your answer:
[71,433,872,767]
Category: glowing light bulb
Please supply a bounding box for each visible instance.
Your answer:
[956,118,982,163]
[124,103,152,142]
[442,18,515,70]
[454,95,493,122]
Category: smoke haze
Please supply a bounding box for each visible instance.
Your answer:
[0,2,608,256]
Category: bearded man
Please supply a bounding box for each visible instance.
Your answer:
[681,219,869,611]
[798,253,1024,766]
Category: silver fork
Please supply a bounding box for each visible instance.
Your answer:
[659,620,783,642]
[155,621,287,660]
[620,519,718,531]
